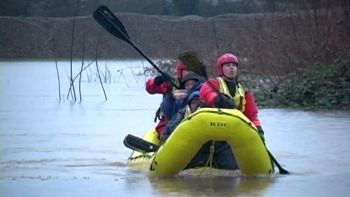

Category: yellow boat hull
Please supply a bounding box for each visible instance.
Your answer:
[127,108,273,176]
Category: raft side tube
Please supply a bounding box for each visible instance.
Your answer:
[151,108,273,176]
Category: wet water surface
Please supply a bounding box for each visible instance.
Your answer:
[1,61,350,197]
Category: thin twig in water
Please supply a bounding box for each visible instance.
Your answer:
[95,60,108,101]
[104,61,111,83]
[55,58,61,102]
[130,66,139,86]
[52,31,62,102]
[121,70,130,88]
[73,59,97,81]
[94,32,107,101]
[79,33,86,103]
[67,0,80,101]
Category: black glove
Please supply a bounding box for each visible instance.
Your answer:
[154,72,175,86]
[154,75,166,86]
[214,93,236,108]
[257,126,265,144]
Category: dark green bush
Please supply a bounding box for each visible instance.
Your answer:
[269,60,350,110]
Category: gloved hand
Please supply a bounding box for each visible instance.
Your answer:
[214,93,236,108]
[154,72,174,86]
[257,126,265,144]
[154,75,166,86]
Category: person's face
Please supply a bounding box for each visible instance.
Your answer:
[181,70,194,79]
[222,62,238,80]
[189,97,200,112]
[184,79,197,91]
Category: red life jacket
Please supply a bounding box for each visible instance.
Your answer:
[199,78,261,127]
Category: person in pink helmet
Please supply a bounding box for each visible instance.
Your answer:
[146,60,201,139]
[146,60,192,97]
[199,53,265,141]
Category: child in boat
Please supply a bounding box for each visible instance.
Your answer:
[162,89,239,170]
[161,90,201,142]
[160,72,204,140]
[145,61,203,140]
[199,53,265,141]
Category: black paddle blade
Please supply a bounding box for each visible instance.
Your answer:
[178,51,208,79]
[123,134,160,153]
[93,5,130,44]
[268,151,290,175]
[279,168,290,175]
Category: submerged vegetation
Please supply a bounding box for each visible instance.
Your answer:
[256,60,350,110]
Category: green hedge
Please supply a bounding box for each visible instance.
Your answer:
[258,60,350,110]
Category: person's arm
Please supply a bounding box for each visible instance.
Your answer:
[244,91,261,126]
[199,79,235,108]
[199,79,220,106]
[244,91,265,142]
[161,109,186,143]
[145,76,171,94]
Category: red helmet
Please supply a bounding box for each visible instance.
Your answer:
[175,60,186,79]
[215,53,239,75]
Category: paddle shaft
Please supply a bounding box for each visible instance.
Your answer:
[268,150,289,174]
[93,5,178,88]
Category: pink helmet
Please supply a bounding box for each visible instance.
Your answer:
[215,53,239,75]
[175,60,186,79]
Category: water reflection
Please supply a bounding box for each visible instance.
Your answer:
[149,175,274,196]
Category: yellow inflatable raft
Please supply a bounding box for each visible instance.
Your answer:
[127,108,274,176]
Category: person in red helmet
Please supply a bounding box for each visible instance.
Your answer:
[175,60,187,81]
[146,61,191,97]
[146,60,200,139]
[199,53,265,141]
